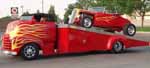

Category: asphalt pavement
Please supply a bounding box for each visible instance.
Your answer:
[0,32,149,68]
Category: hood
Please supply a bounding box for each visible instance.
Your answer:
[6,20,20,33]
[5,20,33,34]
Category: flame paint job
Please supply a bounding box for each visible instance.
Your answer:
[2,21,57,55]
[11,24,49,49]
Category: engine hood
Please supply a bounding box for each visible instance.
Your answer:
[5,20,33,34]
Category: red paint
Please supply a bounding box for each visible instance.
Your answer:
[74,9,131,31]
[1,14,149,58]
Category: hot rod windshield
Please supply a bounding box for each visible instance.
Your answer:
[88,7,118,14]
[88,7,106,12]
[68,8,80,24]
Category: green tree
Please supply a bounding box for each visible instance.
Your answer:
[48,5,57,22]
[64,0,150,27]
[36,10,40,13]
[96,0,150,27]
[64,4,75,21]
[22,11,30,15]
[134,0,150,27]
[76,0,96,9]
[94,0,136,15]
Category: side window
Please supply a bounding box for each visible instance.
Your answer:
[40,16,47,22]
[34,15,41,22]
[47,15,55,22]
[33,14,56,22]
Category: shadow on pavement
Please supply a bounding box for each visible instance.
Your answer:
[0,47,148,66]
[37,48,146,60]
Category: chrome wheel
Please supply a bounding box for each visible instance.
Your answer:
[127,25,136,36]
[21,43,39,60]
[80,15,93,28]
[112,41,124,53]
[24,45,36,58]
[83,18,92,28]
[123,24,136,36]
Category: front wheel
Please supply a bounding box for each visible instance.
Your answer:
[123,24,136,36]
[20,43,39,60]
[80,16,93,28]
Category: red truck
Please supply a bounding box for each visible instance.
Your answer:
[68,7,136,36]
[1,13,150,60]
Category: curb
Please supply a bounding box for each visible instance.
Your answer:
[137,32,150,33]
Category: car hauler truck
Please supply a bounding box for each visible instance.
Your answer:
[1,13,150,60]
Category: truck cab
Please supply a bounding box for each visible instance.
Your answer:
[2,13,57,60]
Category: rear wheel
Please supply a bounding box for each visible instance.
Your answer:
[123,24,136,36]
[80,15,93,28]
[112,41,124,53]
[20,43,39,60]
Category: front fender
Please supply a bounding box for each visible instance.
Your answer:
[12,35,44,52]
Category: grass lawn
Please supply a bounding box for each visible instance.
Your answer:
[137,27,150,32]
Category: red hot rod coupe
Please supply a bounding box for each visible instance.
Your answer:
[68,7,136,36]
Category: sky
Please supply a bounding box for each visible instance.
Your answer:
[0,0,76,19]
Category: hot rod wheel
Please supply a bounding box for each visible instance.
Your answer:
[123,23,136,36]
[80,15,93,28]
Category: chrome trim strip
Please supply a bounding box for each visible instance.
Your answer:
[3,50,17,55]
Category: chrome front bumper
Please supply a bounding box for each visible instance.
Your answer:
[2,50,17,56]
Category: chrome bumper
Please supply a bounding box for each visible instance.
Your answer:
[2,50,17,56]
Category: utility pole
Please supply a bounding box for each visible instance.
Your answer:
[21,5,24,14]
[42,0,44,13]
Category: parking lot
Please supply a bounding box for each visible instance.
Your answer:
[0,32,150,68]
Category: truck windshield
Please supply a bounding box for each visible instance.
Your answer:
[20,16,32,20]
